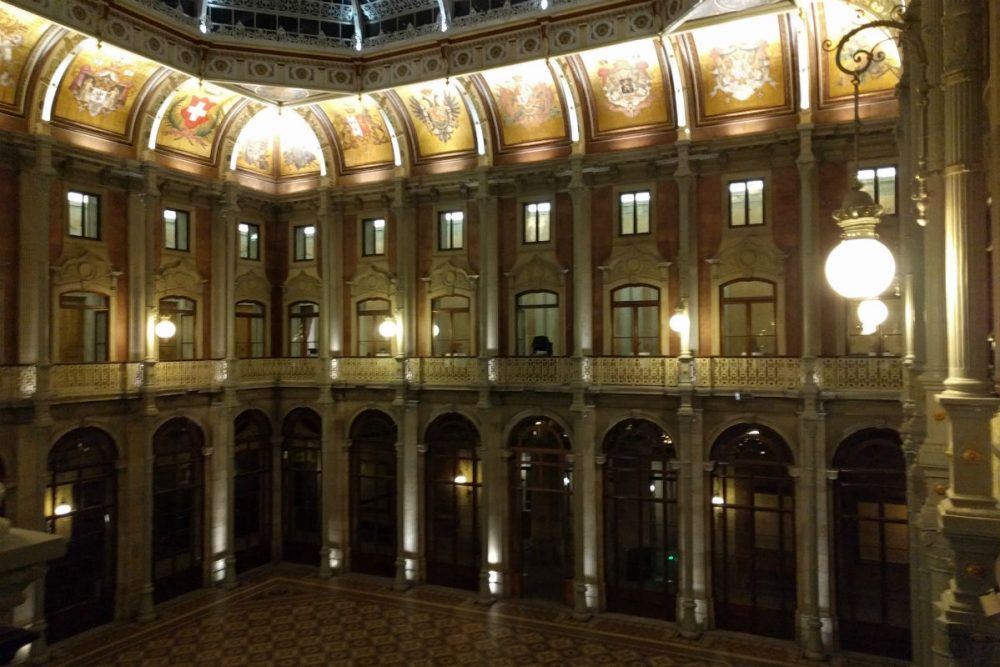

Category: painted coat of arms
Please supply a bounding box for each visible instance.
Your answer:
[0,11,27,89]
[241,138,271,171]
[709,41,775,102]
[408,87,461,143]
[495,76,560,126]
[333,105,389,151]
[597,58,653,117]
[164,95,219,148]
[68,62,135,117]
[282,144,318,172]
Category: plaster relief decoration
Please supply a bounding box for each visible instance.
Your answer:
[509,254,565,295]
[155,256,204,299]
[689,14,789,118]
[348,263,394,300]
[477,62,566,146]
[317,94,394,170]
[234,269,270,303]
[0,2,50,108]
[157,78,242,160]
[599,243,670,287]
[53,41,161,136]
[426,259,476,297]
[709,234,786,282]
[577,40,671,134]
[819,0,900,101]
[392,79,475,159]
[284,269,322,305]
[51,246,117,292]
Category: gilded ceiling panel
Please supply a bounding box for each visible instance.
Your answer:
[688,15,789,119]
[52,42,162,136]
[478,62,566,147]
[0,2,51,109]
[317,95,394,170]
[156,78,242,160]
[819,0,900,102]
[393,79,475,159]
[576,40,671,135]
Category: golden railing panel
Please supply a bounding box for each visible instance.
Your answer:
[50,363,129,398]
[155,361,219,390]
[708,357,801,390]
[420,357,478,386]
[335,357,401,384]
[590,357,679,387]
[818,357,903,392]
[490,358,572,387]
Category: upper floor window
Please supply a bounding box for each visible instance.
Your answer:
[431,295,470,357]
[523,202,551,244]
[289,301,319,357]
[363,218,385,257]
[619,191,650,236]
[858,166,897,215]
[728,179,764,227]
[516,291,558,356]
[58,291,108,362]
[294,225,316,261]
[235,301,265,358]
[67,191,100,239]
[238,223,260,260]
[158,296,196,360]
[438,211,464,251]
[163,209,190,251]
[612,284,659,356]
[720,279,776,356]
[357,298,391,356]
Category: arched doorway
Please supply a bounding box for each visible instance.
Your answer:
[152,418,204,604]
[833,428,910,660]
[44,428,117,642]
[281,408,322,565]
[710,424,795,639]
[234,410,273,572]
[349,409,397,577]
[603,419,678,620]
[509,416,572,603]
[425,413,481,590]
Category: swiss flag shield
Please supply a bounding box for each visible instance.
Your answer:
[181,96,216,129]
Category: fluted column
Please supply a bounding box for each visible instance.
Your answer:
[571,405,596,619]
[212,181,239,361]
[934,1,1000,663]
[477,168,499,356]
[675,403,705,637]
[476,393,502,603]
[323,189,345,357]
[392,180,416,358]
[395,402,419,589]
[18,136,55,369]
[568,158,592,356]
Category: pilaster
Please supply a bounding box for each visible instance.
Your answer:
[477,167,499,356]
[568,158,592,356]
[17,135,55,367]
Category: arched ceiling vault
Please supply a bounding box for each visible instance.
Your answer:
[0,0,902,190]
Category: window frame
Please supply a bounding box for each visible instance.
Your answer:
[437,210,464,251]
[857,165,898,216]
[235,300,266,358]
[356,298,393,357]
[727,178,766,228]
[163,208,190,252]
[618,190,651,237]
[288,301,319,357]
[522,201,552,245]
[67,190,101,240]
[238,222,261,261]
[515,290,559,356]
[293,224,316,262]
[158,296,197,360]
[431,294,471,357]
[611,284,660,356]
[362,217,386,257]
[719,279,777,356]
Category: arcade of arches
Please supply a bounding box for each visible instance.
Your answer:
[0,0,998,665]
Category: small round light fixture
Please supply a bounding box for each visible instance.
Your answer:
[155,317,177,339]
[54,503,72,516]
[454,475,467,485]
[857,298,889,335]
[711,495,725,506]
[668,310,689,334]
[432,324,441,337]
[378,318,398,338]
[825,182,895,299]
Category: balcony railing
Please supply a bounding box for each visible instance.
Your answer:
[0,356,905,403]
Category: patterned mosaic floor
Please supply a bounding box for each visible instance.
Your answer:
[46,567,907,667]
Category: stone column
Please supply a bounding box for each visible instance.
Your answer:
[127,164,158,363]
[570,404,596,619]
[392,180,416,358]
[317,394,335,578]
[675,138,697,353]
[476,388,502,603]
[934,1,1000,663]
[395,401,420,589]
[568,158,592,356]
[18,135,55,369]
[212,181,239,361]
[477,168,499,356]
[676,401,705,636]
[323,189,345,358]
[216,397,237,589]
[136,432,156,622]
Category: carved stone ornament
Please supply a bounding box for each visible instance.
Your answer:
[509,254,565,294]
[600,243,670,286]
[156,256,204,297]
[51,246,117,291]
[427,259,475,297]
[284,269,322,304]
[349,264,395,299]
[234,269,271,303]
[709,234,786,283]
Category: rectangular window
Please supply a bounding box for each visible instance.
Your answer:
[67,191,100,239]
[163,209,190,251]
[238,222,260,260]
[294,225,316,261]
[858,166,897,215]
[619,191,650,236]
[438,211,464,250]
[523,202,551,244]
[362,218,385,256]
[728,179,765,227]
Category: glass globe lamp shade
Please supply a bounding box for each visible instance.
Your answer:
[668,311,689,334]
[857,299,889,334]
[154,317,177,339]
[378,318,398,338]
[824,238,896,299]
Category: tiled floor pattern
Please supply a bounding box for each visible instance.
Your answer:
[47,568,906,666]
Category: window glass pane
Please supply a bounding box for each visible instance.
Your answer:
[857,169,876,201]
[722,280,773,299]
[636,304,658,355]
[537,203,551,242]
[729,182,746,227]
[164,210,177,249]
[68,192,99,239]
[620,193,635,235]
[524,205,537,243]
[613,307,634,356]
[635,191,650,234]
[750,302,776,354]
[747,180,764,225]
[877,167,896,215]
[58,292,110,362]
[721,303,746,356]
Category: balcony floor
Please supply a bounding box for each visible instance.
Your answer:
[47,565,904,667]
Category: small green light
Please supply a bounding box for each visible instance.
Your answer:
[667,555,676,561]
